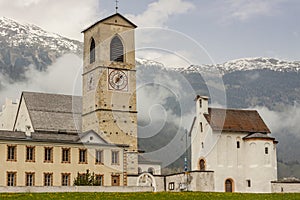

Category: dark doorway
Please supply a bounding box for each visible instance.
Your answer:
[225,179,233,192]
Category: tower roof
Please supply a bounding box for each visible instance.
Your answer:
[82,13,137,33]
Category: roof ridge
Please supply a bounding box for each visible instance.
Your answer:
[209,107,257,112]
[22,91,82,98]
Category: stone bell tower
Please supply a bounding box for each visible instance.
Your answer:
[81,13,138,175]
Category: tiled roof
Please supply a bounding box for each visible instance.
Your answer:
[22,92,82,133]
[204,108,271,133]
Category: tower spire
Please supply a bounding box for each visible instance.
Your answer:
[115,0,119,13]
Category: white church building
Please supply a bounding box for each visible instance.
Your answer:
[190,95,278,193]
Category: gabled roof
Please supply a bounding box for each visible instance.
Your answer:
[78,130,108,144]
[82,13,137,33]
[204,108,271,133]
[18,92,82,133]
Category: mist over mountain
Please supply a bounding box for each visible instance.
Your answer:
[1,18,300,178]
[0,17,82,82]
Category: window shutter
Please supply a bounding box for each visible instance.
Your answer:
[110,36,124,62]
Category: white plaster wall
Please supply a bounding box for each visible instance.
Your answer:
[13,97,33,132]
[165,171,214,192]
[0,99,19,131]
[138,163,161,175]
[271,182,300,193]
[199,132,277,193]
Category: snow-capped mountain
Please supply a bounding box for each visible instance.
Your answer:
[176,57,300,74]
[0,17,81,54]
[0,17,82,81]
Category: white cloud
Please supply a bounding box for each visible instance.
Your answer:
[222,0,285,22]
[126,0,195,27]
[0,0,103,40]
[0,54,82,106]
[256,105,300,138]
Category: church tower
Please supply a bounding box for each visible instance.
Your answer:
[82,13,138,175]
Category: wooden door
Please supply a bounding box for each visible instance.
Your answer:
[225,179,233,192]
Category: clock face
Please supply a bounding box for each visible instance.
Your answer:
[108,69,128,91]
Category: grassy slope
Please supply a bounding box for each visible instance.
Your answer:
[1,192,300,200]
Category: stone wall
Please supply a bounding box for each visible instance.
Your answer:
[0,186,153,193]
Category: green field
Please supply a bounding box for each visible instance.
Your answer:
[1,192,300,200]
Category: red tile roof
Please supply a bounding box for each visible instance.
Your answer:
[204,108,271,133]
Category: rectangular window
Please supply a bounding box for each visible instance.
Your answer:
[79,149,87,163]
[199,99,202,108]
[25,172,35,186]
[111,151,119,165]
[111,175,120,186]
[61,173,70,186]
[237,141,240,149]
[265,147,269,154]
[44,173,53,186]
[95,150,103,164]
[44,147,53,162]
[7,145,16,161]
[169,182,175,190]
[95,174,104,186]
[26,146,35,162]
[247,180,251,187]
[7,172,16,186]
[200,122,203,132]
[62,148,70,163]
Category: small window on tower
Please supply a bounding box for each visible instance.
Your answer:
[199,99,202,108]
[265,147,269,154]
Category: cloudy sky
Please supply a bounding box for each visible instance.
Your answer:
[0,0,299,64]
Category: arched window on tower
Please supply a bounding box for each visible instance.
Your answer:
[90,38,95,64]
[110,35,124,62]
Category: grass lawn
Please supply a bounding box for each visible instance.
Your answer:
[1,192,300,200]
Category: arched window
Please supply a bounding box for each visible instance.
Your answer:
[199,159,205,171]
[110,36,124,62]
[225,179,234,192]
[148,167,154,175]
[90,38,95,64]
